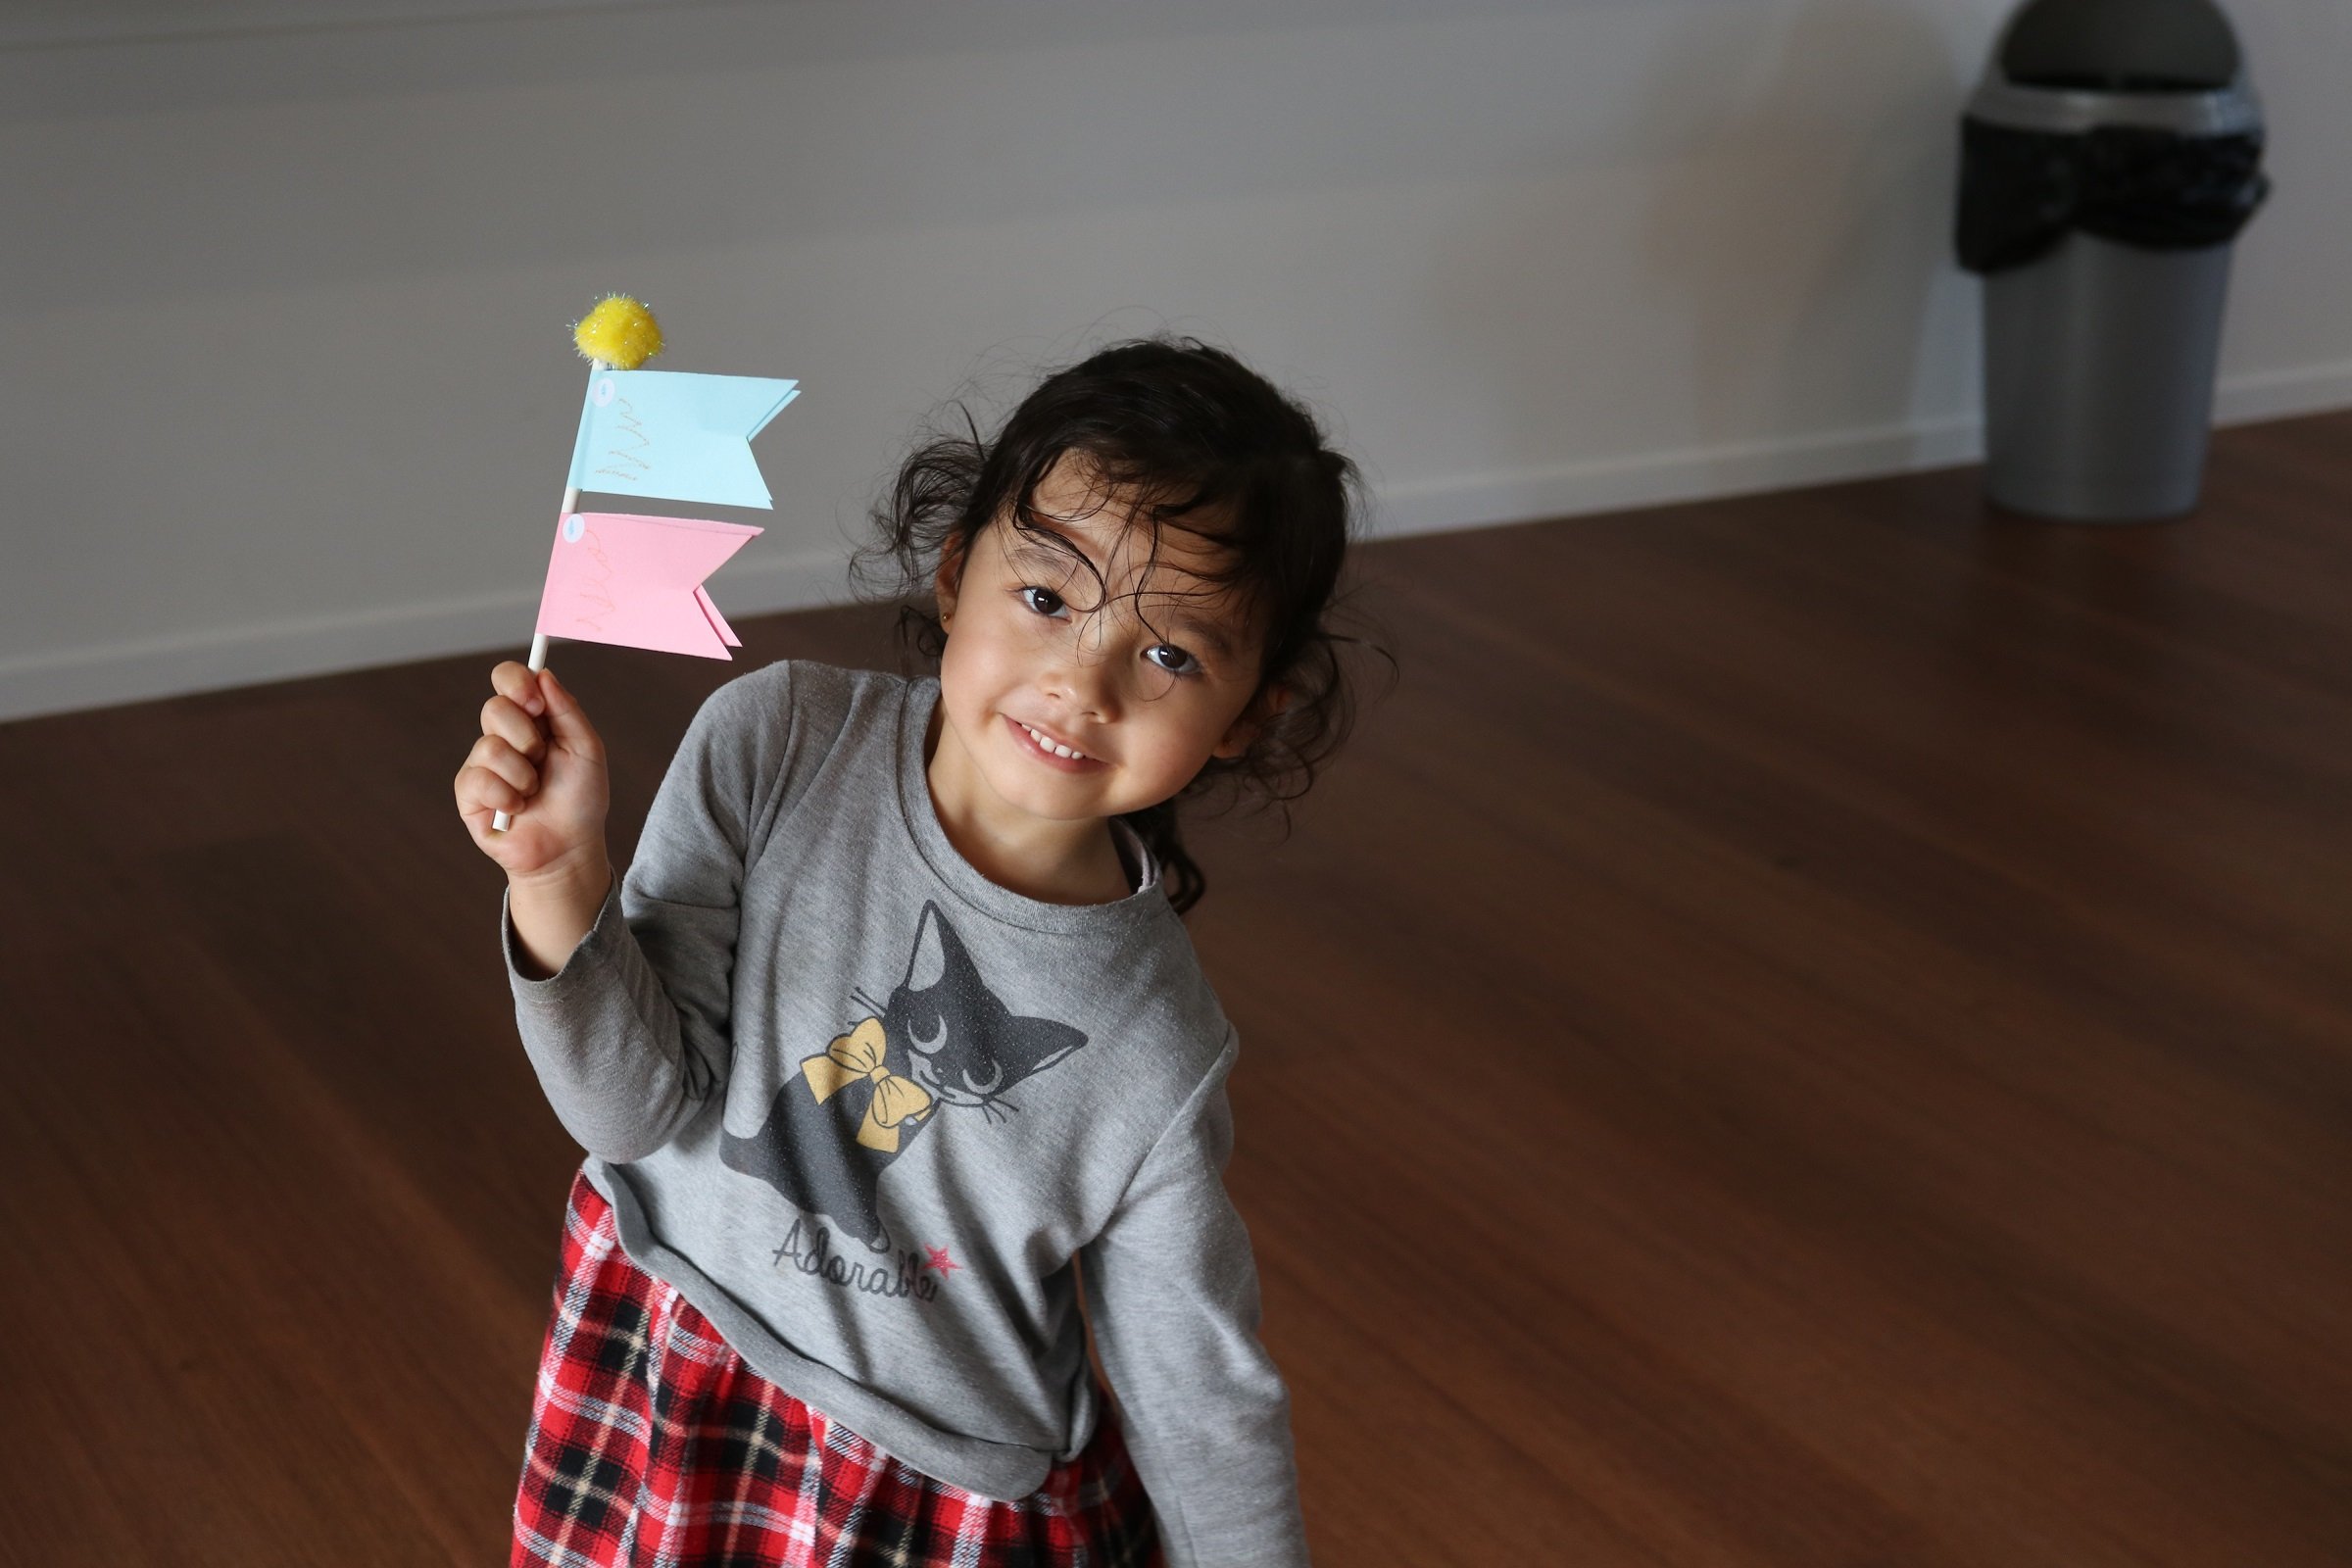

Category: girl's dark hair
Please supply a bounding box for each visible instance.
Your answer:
[853,335,1378,914]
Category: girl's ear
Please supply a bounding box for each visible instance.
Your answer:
[934,531,971,630]
[1211,681,1291,760]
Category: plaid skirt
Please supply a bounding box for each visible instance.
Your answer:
[514,1170,1162,1568]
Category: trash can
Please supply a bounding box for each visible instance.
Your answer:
[1956,0,2270,521]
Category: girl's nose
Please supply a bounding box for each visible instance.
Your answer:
[1046,618,1123,720]
[1044,662,1116,722]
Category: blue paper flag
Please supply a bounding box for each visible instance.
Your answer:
[567,369,800,511]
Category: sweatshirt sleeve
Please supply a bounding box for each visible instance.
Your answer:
[500,670,777,1162]
[1080,1033,1309,1568]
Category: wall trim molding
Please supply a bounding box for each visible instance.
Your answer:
[7,362,2349,726]
[0,544,854,727]
[1367,413,1984,541]
[2212,359,2352,428]
[1366,359,2352,541]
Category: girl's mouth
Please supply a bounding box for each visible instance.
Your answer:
[1004,713,1106,772]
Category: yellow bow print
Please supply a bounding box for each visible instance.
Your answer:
[800,1017,935,1153]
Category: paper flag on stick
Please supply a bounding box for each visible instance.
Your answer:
[695,585,742,649]
[567,369,800,511]
[535,512,763,661]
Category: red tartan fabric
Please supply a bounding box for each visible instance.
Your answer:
[514,1170,1162,1568]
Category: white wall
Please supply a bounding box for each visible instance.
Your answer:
[3,0,2347,722]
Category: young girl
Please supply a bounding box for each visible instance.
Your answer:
[455,338,1363,1568]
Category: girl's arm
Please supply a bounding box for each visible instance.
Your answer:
[505,672,780,1162]
[1080,1032,1310,1568]
[508,852,614,980]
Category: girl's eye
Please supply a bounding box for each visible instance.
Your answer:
[1019,586,1066,616]
[1145,643,1202,677]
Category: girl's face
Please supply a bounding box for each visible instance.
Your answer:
[931,455,1280,834]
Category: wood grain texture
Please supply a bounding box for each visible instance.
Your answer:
[2,415,2347,1564]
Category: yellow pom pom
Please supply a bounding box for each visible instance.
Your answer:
[571,294,663,369]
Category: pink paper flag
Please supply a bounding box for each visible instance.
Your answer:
[535,512,762,660]
[694,585,742,649]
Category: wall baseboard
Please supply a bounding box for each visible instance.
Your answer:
[1369,359,2352,541]
[2212,360,2352,428]
[6,363,2349,727]
[0,545,854,727]
[1368,414,1986,541]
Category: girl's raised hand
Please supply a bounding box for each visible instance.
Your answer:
[455,662,612,881]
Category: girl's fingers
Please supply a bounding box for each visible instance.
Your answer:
[534,668,605,760]
[466,663,605,868]
[486,662,600,765]
[482,692,546,760]
[466,735,540,803]
[493,661,546,717]
[494,746,540,803]
[462,757,527,810]
[456,764,511,823]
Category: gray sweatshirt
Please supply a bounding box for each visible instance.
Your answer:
[501,660,1306,1567]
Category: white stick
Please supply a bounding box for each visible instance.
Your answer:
[492,359,604,835]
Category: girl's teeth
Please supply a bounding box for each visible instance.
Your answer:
[1024,723,1085,760]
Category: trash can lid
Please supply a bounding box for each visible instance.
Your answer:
[1968,0,2261,135]
[1999,0,2241,91]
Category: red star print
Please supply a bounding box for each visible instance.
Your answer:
[924,1246,961,1278]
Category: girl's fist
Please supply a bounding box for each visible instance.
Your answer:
[455,662,612,880]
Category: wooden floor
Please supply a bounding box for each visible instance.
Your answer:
[3,414,2349,1565]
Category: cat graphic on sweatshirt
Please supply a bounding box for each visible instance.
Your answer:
[721,901,1086,1251]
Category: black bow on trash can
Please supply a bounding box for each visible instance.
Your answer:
[1957,118,2269,274]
